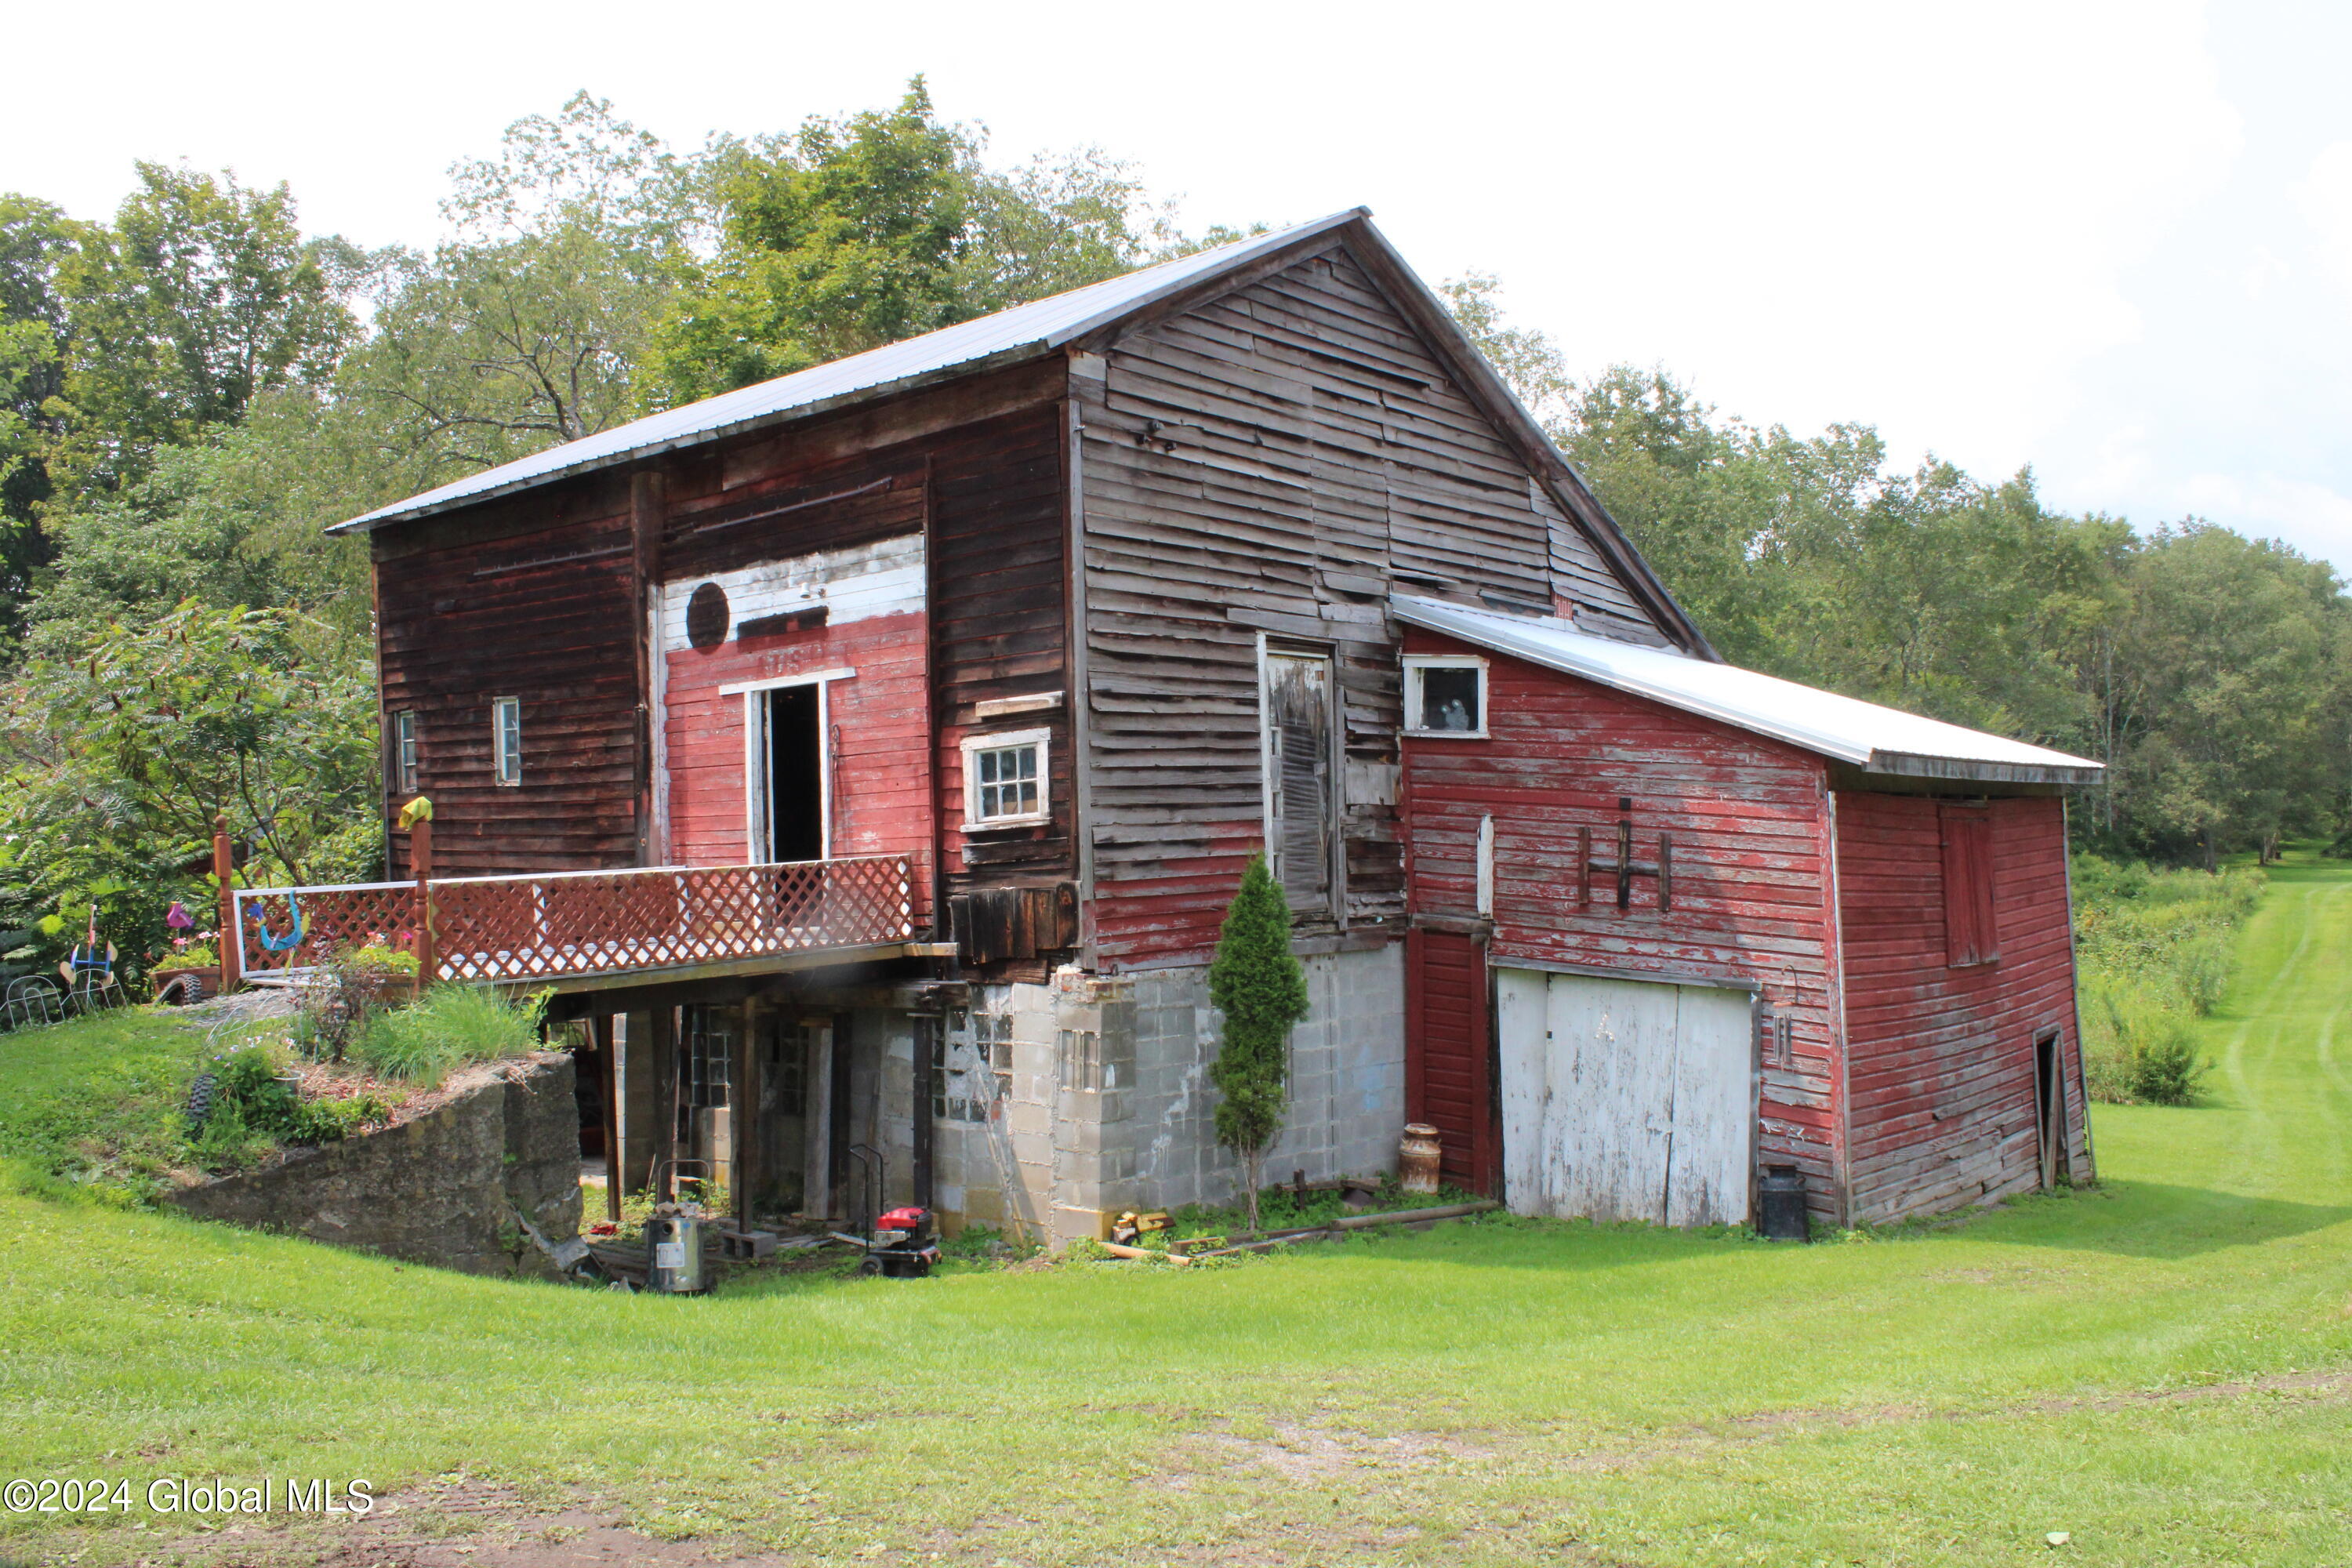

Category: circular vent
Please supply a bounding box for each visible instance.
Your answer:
[685,582,730,650]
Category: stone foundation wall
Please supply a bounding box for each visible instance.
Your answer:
[169,1053,582,1276]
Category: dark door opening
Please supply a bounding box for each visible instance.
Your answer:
[766,685,824,862]
[2033,1032,2067,1189]
[571,1033,606,1159]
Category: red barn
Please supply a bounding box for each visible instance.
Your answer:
[1396,597,2099,1226]
[270,206,2100,1243]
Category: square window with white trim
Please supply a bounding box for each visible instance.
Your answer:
[1403,655,1488,738]
[961,728,1050,826]
[491,696,522,784]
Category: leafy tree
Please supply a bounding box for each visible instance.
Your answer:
[2104,525,2347,866]
[25,405,376,657]
[49,164,355,496]
[0,195,82,647]
[0,601,379,978]
[343,94,699,472]
[647,80,1222,406]
[647,80,971,405]
[1207,853,1309,1230]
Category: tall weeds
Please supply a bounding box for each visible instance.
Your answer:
[2072,856,2262,1105]
[354,984,546,1088]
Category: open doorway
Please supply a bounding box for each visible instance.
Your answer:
[2033,1031,2068,1189]
[764,684,825,862]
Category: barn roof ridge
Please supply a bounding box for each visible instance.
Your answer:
[329,210,1372,534]
[1393,594,2103,786]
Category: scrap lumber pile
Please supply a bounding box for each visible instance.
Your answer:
[1097,1200,1498,1265]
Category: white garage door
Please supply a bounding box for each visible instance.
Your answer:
[1497,970,1755,1227]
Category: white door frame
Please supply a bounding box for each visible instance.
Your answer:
[720,667,853,862]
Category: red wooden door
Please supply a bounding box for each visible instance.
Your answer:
[1407,927,1496,1194]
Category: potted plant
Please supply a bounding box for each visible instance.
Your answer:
[151,904,221,1004]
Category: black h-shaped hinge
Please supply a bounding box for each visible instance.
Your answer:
[1577,796,1673,912]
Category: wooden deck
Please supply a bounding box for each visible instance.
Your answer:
[231,855,927,992]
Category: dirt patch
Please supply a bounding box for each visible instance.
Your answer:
[1185,1418,1494,1484]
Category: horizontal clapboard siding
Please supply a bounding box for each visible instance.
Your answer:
[1835,793,2085,1224]
[1399,626,1845,1214]
[1081,245,1668,967]
[374,474,641,876]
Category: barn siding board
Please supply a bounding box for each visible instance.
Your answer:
[929,404,1078,912]
[1835,792,2085,1224]
[1399,626,1844,1213]
[1083,246,1668,967]
[373,501,641,877]
[1407,927,1496,1192]
[371,365,1069,916]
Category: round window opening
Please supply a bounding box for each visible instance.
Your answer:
[685,582,730,651]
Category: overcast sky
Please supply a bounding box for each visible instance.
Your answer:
[12,2,2350,570]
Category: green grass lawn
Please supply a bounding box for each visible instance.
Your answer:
[3,859,2350,1566]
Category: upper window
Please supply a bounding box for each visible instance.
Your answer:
[492,697,522,786]
[1940,804,1998,967]
[392,710,419,795]
[1403,655,1488,738]
[962,728,1049,827]
[1264,649,1337,913]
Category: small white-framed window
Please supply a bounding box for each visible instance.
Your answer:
[491,697,522,786]
[1403,654,1489,738]
[960,727,1050,827]
[392,710,419,794]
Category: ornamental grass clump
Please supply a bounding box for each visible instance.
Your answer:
[1207,853,1309,1232]
[354,983,545,1089]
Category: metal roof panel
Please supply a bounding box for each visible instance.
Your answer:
[1393,595,2102,783]
[332,209,1367,533]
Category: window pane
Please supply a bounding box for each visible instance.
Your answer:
[1419,667,1481,731]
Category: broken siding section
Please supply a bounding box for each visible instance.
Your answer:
[1080,245,1671,967]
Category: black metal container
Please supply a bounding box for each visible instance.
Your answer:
[1758,1165,1809,1241]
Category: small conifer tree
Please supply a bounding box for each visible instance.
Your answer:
[1207,852,1309,1230]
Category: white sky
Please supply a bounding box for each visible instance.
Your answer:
[12,1,2352,572]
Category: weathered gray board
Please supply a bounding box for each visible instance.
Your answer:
[1497,971,1754,1226]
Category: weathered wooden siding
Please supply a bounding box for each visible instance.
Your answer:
[656,536,931,891]
[1399,626,1846,1214]
[928,404,1076,902]
[371,365,1069,939]
[1079,243,1671,967]
[1405,927,1496,1192]
[1836,792,2086,1224]
[372,476,641,876]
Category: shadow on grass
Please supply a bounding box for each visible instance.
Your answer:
[1998,1181,2352,1258]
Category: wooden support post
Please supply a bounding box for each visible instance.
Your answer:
[212,814,241,994]
[802,1022,833,1221]
[410,816,436,992]
[653,1004,679,1202]
[911,1014,935,1211]
[735,997,758,1231]
[595,1014,622,1224]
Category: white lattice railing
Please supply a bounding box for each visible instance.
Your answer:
[232,855,918,984]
